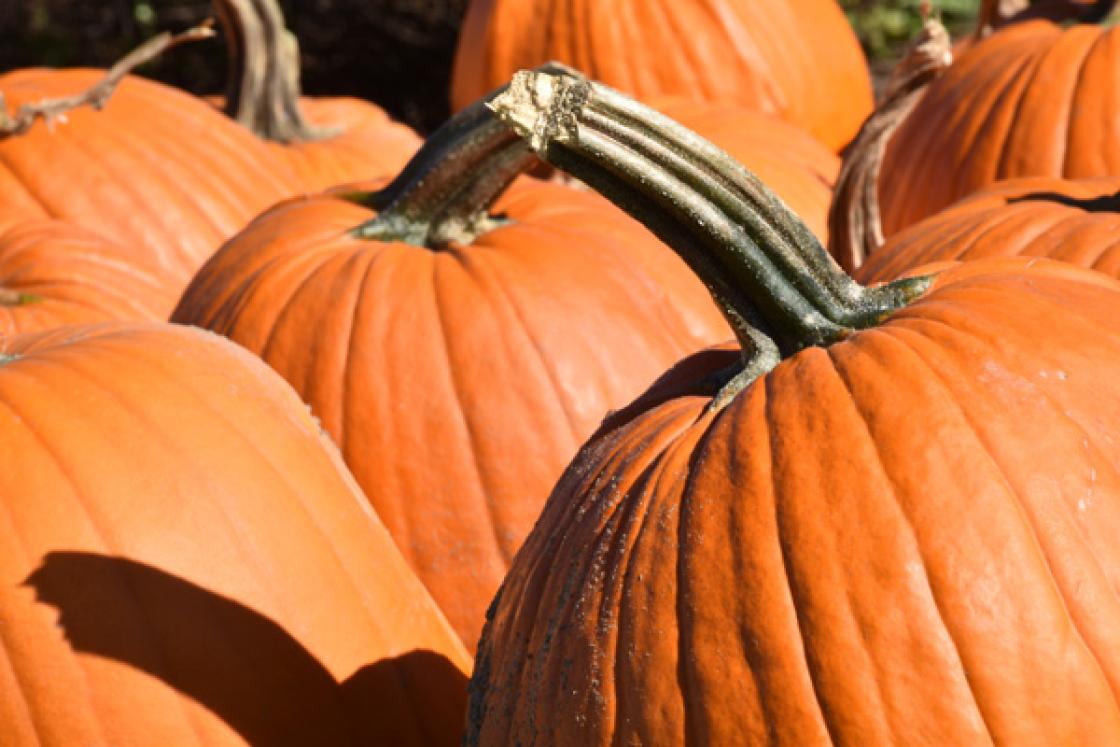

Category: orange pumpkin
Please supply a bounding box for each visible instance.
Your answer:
[0,322,469,745]
[857,176,1120,283]
[451,0,873,152]
[171,95,731,651]
[468,70,1120,745]
[0,211,167,334]
[879,14,1120,236]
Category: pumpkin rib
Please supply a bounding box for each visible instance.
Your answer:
[764,367,904,744]
[824,340,988,743]
[459,245,582,447]
[429,253,510,569]
[827,329,1016,741]
[885,316,1120,706]
[326,250,375,456]
[1058,30,1105,175]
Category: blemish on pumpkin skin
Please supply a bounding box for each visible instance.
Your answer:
[0,352,17,365]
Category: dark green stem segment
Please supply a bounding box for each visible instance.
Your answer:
[352,64,579,249]
[488,71,931,403]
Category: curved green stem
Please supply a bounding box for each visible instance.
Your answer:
[489,72,931,402]
[353,64,579,249]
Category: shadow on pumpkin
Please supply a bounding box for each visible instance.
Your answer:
[25,551,467,746]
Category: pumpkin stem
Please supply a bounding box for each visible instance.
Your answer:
[828,19,951,272]
[0,288,40,306]
[214,0,335,143]
[353,64,578,249]
[0,20,215,139]
[489,71,931,402]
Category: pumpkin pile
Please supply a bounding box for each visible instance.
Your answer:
[4,1,1120,745]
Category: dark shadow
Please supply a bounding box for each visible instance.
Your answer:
[25,551,467,746]
[1008,190,1120,213]
[594,345,742,436]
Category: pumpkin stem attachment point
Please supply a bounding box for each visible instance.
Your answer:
[490,70,932,404]
[0,288,41,306]
[214,0,336,142]
[0,20,216,138]
[353,64,580,249]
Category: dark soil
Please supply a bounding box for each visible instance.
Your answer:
[0,0,470,134]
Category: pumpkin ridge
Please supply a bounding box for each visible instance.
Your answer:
[958,203,1069,261]
[253,247,363,366]
[757,375,839,743]
[329,250,378,456]
[1062,27,1111,175]
[596,407,711,741]
[458,247,583,446]
[823,335,992,739]
[879,320,1120,711]
[428,252,511,570]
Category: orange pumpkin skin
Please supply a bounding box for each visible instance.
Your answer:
[171,177,732,651]
[860,177,1120,283]
[451,0,873,152]
[880,20,1120,236]
[0,322,469,745]
[281,96,420,189]
[0,212,169,335]
[651,98,840,243]
[468,258,1120,745]
[0,69,418,292]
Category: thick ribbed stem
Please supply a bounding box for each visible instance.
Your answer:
[353,65,578,248]
[489,72,931,402]
[215,0,333,142]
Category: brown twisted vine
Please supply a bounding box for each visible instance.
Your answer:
[827,18,951,272]
[0,21,215,139]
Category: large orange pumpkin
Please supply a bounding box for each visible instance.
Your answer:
[468,70,1120,745]
[859,176,1120,283]
[171,94,732,651]
[451,0,873,153]
[0,322,470,745]
[0,0,418,306]
[878,12,1120,236]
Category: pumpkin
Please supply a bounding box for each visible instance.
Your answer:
[0,321,469,745]
[467,70,1120,744]
[878,10,1120,237]
[0,211,167,335]
[451,0,873,153]
[171,90,732,651]
[858,176,1120,283]
[0,0,418,306]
